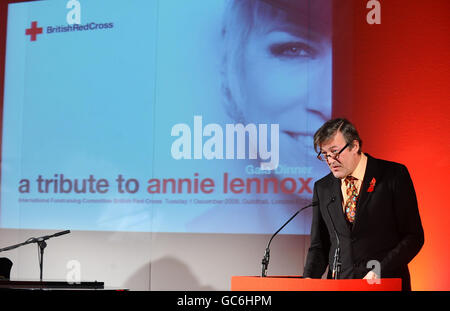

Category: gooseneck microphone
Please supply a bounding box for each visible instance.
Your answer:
[324,196,341,279]
[261,201,317,277]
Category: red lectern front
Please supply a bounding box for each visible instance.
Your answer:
[231,276,402,291]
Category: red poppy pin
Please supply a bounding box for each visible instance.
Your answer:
[367,178,376,193]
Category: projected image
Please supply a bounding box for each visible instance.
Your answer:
[1,0,332,234]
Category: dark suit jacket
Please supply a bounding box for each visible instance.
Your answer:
[303,154,424,291]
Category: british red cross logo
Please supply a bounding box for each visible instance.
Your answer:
[25,21,43,41]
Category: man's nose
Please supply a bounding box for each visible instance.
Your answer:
[327,156,339,166]
[326,157,334,166]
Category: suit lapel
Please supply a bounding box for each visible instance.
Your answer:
[327,175,351,235]
[353,154,380,232]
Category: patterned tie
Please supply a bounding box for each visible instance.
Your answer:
[344,175,359,223]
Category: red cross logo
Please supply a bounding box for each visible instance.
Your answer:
[25,21,43,41]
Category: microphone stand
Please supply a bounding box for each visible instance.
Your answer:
[261,202,316,277]
[324,197,341,279]
[331,232,341,279]
[38,239,47,282]
[0,230,71,282]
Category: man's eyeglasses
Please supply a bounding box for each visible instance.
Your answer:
[317,143,349,162]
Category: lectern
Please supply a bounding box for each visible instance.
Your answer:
[231,276,402,291]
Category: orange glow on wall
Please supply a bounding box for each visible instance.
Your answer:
[333,0,450,290]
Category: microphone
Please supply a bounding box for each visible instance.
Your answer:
[51,230,71,238]
[324,196,341,279]
[29,230,71,243]
[261,201,317,277]
[0,229,71,281]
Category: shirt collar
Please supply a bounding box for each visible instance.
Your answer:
[341,152,367,181]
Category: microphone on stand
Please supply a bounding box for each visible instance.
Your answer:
[324,196,341,279]
[261,201,317,277]
[0,230,72,282]
[29,230,71,243]
[33,230,71,282]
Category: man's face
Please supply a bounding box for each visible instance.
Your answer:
[320,131,361,179]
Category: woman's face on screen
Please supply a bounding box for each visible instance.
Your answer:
[238,5,332,189]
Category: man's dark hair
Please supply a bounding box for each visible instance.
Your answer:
[313,118,362,154]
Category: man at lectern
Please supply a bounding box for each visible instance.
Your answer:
[303,118,424,291]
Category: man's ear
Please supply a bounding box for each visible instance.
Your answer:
[350,140,360,153]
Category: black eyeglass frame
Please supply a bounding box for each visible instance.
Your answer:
[317,143,350,162]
